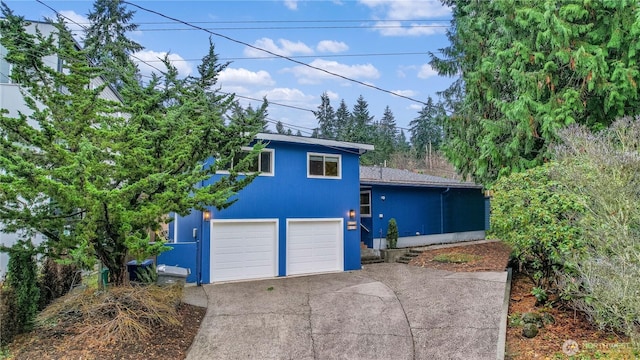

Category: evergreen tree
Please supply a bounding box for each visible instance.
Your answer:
[431,0,640,184]
[84,0,142,89]
[350,95,374,144]
[367,106,397,165]
[396,130,410,154]
[227,99,269,133]
[0,5,263,285]
[409,97,444,158]
[334,99,352,141]
[295,129,302,136]
[313,92,337,139]
[275,120,286,134]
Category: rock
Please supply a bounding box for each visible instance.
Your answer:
[542,312,555,325]
[522,323,539,338]
[522,312,543,327]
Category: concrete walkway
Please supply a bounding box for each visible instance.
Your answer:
[184,263,507,360]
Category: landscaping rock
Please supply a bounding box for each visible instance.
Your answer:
[522,312,543,327]
[522,323,539,338]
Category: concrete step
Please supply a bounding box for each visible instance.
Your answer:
[396,258,411,264]
[361,257,385,265]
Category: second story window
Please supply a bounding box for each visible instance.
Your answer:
[219,148,274,176]
[308,153,341,179]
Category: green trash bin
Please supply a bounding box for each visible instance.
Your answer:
[101,267,109,287]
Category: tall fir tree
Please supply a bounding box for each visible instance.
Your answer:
[313,92,337,139]
[409,97,444,158]
[431,0,640,184]
[84,0,142,90]
[275,120,286,134]
[350,95,374,144]
[227,99,269,133]
[334,99,352,141]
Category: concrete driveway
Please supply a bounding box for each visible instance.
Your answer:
[184,263,508,360]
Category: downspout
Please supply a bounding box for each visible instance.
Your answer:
[440,187,450,234]
[197,180,204,286]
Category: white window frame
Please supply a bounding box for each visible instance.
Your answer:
[217,147,275,176]
[360,190,372,217]
[307,152,342,179]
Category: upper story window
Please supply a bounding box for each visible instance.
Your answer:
[360,191,371,217]
[218,147,274,176]
[1,44,12,84]
[308,153,341,179]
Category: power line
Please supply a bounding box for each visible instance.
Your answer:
[65,18,452,26]
[122,1,431,107]
[129,51,433,63]
[130,24,450,32]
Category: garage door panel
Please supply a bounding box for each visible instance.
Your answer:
[211,220,277,282]
[287,219,343,276]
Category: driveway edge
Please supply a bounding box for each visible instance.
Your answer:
[496,268,512,360]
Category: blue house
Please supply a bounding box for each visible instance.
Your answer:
[158,133,373,284]
[359,166,487,249]
[157,135,488,284]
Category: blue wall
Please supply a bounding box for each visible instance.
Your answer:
[170,140,362,283]
[156,242,198,283]
[361,184,485,247]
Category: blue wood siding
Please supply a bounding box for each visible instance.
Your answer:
[362,185,485,243]
[170,140,362,283]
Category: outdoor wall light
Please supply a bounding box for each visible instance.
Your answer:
[381,195,386,201]
[203,210,212,221]
[349,209,356,219]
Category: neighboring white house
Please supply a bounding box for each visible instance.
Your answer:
[0,20,122,279]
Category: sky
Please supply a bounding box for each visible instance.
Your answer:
[4,0,455,136]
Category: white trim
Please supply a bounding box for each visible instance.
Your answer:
[359,190,372,217]
[307,152,342,179]
[256,133,374,153]
[172,213,178,243]
[285,218,344,276]
[210,218,279,283]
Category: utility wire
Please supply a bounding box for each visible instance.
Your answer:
[66,18,452,26]
[122,1,431,106]
[130,24,450,31]
[30,0,429,132]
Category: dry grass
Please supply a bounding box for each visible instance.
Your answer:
[37,284,183,345]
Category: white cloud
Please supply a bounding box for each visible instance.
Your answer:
[257,87,315,104]
[218,68,275,86]
[317,40,349,53]
[418,64,438,79]
[391,89,418,97]
[325,90,340,100]
[132,50,193,78]
[284,0,298,10]
[408,104,423,111]
[244,38,314,58]
[374,21,447,37]
[284,59,380,84]
[359,0,450,18]
[358,0,450,37]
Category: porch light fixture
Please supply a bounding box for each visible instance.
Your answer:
[349,209,356,219]
[203,210,212,221]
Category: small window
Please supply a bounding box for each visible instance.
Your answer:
[218,148,274,176]
[308,153,341,178]
[360,191,371,217]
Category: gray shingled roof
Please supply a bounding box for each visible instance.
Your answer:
[359,166,481,188]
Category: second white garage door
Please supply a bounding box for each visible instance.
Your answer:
[210,220,278,282]
[287,219,343,276]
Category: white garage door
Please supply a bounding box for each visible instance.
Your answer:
[210,220,278,282]
[287,219,343,276]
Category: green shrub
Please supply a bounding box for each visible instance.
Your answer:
[490,163,585,302]
[554,118,640,345]
[386,218,398,249]
[1,240,40,341]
